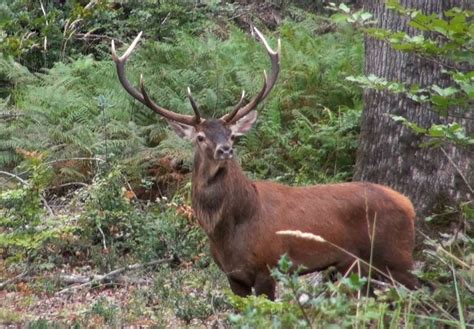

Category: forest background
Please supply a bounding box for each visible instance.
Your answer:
[0,0,472,327]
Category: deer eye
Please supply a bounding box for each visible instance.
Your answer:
[230,134,236,141]
[197,134,205,142]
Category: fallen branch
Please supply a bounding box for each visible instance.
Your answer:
[57,274,91,285]
[0,170,28,185]
[46,182,89,190]
[0,112,24,120]
[56,256,174,295]
[45,157,106,165]
[56,274,150,286]
[0,270,29,289]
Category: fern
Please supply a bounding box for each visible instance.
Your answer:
[1,14,363,186]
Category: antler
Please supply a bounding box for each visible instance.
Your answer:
[187,87,201,123]
[222,26,281,124]
[111,32,200,125]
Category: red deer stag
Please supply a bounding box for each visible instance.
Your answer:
[111,28,419,300]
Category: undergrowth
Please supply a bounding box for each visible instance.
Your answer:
[229,248,473,328]
[1,2,470,328]
[0,14,362,185]
[1,134,471,327]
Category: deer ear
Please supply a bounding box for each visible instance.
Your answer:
[230,110,257,136]
[168,120,196,140]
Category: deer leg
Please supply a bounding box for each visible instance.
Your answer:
[388,269,420,290]
[228,277,252,297]
[254,272,276,300]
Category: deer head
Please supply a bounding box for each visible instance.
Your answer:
[111,27,280,165]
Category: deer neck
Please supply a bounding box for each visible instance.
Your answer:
[191,152,258,238]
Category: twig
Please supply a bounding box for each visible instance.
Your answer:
[440,147,473,194]
[460,277,474,295]
[124,179,138,201]
[289,275,312,328]
[42,194,54,216]
[56,256,174,294]
[0,170,27,185]
[97,226,107,251]
[436,247,471,269]
[56,274,150,286]
[0,112,24,120]
[46,182,89,190]
[331,259,358,297]
[57,274,90,284]
[369,278,393,288]
[417,240,467,322]
[0,170,53,216]
[45,157,106,165]
[161,12,171,26]
[75,32,123,45]
[84,0,98,10]
[0,270,29,289]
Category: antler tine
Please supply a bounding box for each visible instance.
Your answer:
[222,26,281,124]
[111,32,197,126]
[254,26,281,100]
[138,76,197,125]
[227,73,267,123]
[187,87,201,123]
[221,90,246,122]
[111,32,145,103]
[112,31,143,62]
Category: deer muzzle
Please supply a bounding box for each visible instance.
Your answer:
[215,144,234,160]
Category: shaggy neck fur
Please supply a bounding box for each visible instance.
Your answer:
[191,151,259,238]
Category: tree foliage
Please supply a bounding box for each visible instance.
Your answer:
[334,0,473,147]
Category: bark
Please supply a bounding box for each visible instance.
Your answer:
[354,0,473,223]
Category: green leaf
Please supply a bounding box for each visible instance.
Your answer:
[427,125,445,137]
[360,12,373,21]
[431,95,450,109]
[431,85,458,97]
[339,3,350,13]
[386,0,403,11]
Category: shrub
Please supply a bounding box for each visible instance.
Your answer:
[229,252,472,328]
[0,151,71,263]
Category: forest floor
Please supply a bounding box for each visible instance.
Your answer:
[0,263,230,327]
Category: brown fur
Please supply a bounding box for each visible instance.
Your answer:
[190,121,418,300]
[109,28,418,299]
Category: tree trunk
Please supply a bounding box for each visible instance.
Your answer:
[354,0,473,225]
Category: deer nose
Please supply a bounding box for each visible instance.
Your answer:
[216,144,233,160]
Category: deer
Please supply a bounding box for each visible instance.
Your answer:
[111,28,420,300]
